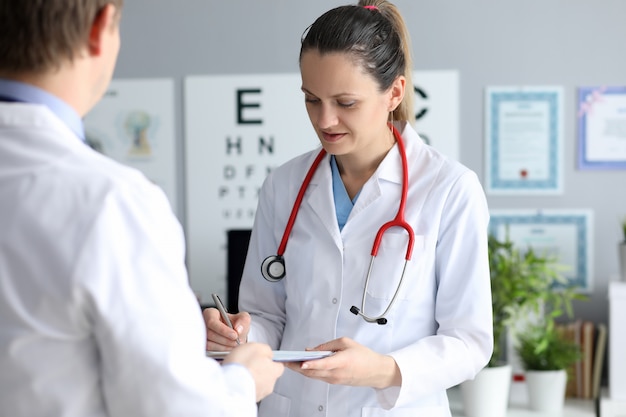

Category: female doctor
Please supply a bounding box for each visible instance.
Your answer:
[204,1,493,416]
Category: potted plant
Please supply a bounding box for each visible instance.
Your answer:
[513,252,585,412]
[461,232,564,417]
[517,323,581,371]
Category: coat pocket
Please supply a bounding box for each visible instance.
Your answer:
[365,234,425,301]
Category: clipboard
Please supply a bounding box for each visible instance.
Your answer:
[206,350,333,362]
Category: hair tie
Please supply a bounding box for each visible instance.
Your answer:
[363,5,379,11]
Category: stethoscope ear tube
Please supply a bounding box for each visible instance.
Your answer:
[261,255,286,282]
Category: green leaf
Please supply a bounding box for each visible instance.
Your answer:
[487,228,587,369]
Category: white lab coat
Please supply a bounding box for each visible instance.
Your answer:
[0,102,257,417]
[240,122,493,417]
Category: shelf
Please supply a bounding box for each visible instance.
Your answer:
[448,381,596,417]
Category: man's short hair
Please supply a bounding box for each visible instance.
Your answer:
[0,0,124,74]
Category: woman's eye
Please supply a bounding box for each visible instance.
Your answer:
[338,101,356,108]
[304,96,320,104]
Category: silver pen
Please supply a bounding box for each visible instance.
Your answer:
[211,293,241,345]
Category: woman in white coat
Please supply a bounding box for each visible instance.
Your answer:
[204,1,493,416]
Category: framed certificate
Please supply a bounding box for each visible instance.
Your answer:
[488,210,593,292]
[578,86,626,170]
[485,87,563,195]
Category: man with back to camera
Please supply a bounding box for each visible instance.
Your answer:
[0,1,283,416]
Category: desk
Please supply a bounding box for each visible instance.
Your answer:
[448,381,596,417]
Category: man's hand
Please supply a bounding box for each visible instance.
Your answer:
[223,342,284,402]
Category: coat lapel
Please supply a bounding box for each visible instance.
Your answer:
[305,154,343,250]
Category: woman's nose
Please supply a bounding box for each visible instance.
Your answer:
[316,104,338,129]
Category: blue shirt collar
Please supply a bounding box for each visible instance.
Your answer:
[331,155,360,231]
[0,78,85,141]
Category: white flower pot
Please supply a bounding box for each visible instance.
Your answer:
[525,369,567,412]
[460,364,512,417]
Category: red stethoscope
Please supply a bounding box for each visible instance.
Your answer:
[261,124,415,324]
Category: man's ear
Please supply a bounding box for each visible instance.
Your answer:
[388,76,406,112]
[88,4,117,56]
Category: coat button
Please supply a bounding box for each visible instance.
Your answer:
[332,298,338,304]
[318,405,324,411]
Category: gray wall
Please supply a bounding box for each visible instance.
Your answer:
[114,0,626,327]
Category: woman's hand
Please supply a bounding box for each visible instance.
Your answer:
[203,307,251,351]
[285,337,402,389]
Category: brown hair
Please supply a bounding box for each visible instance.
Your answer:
[300,0,414,122]
[0,0,124,74]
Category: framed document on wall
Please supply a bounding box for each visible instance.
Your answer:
[578,86,626,170]
[485,86,563,195]
[489,209,593,292]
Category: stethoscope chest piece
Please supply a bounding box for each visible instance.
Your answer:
[261,255,286,282]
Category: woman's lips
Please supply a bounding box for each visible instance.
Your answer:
[322,132,346,143]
